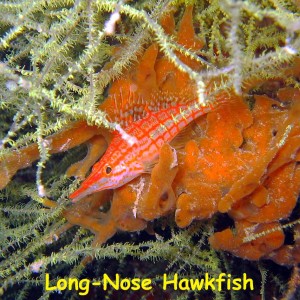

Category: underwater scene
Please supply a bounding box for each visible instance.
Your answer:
[0,0,300,299]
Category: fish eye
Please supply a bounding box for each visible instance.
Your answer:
[105,166,112,174]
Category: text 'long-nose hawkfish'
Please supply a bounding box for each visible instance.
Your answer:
[69,99,218,202]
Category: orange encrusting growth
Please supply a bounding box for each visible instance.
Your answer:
[78,6,299,265]
[0,121,102,190]
[209,220,285,261]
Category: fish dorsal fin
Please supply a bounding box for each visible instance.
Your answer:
[108,88,195,127]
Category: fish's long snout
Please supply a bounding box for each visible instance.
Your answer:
[69,178,108,202]
[69,182,102,203]
[69,184,94,203]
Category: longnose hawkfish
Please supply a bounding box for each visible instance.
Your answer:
[70,99,216,202]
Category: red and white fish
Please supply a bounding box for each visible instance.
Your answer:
[69,100,215,202]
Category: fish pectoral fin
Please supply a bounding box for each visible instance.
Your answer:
[142,144,178,173]
[170,124,195,150]
[142,160,158,173]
